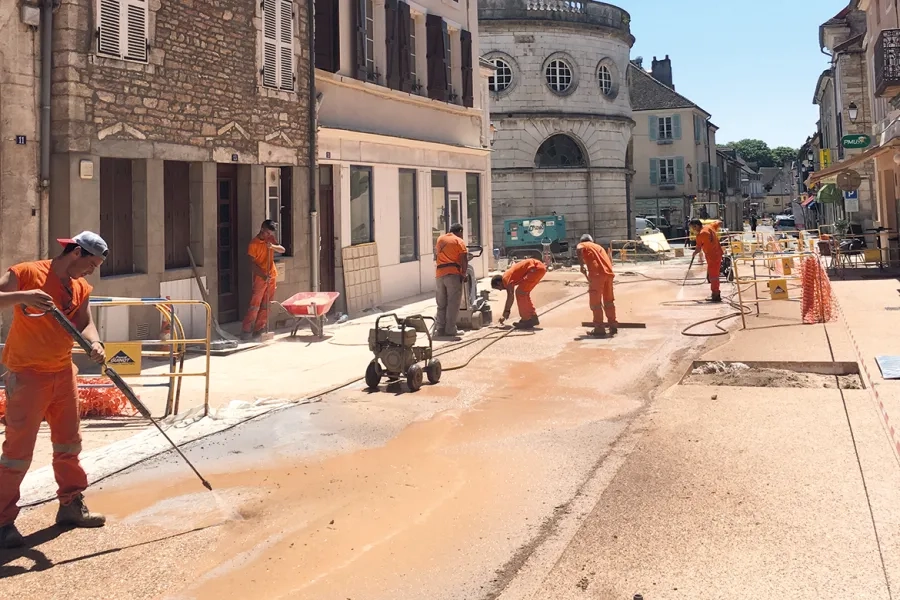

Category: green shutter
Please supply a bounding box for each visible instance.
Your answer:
[672,114,682,140]
[675,157,685,184]
[694,115,700,142]
[649,116,658,142]
[701,162,709,189]
[649,158,659,185]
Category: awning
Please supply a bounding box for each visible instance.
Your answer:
[801,195,816,207]
[816,183,843,204]
[806,138,900,186]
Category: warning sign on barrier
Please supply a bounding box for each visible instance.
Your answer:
[104,343,142,376]
[768,279,789,301]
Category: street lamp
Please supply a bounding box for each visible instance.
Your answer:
[848,102,859,123]
[685,163,693,181]
[807,150,815,163]
[489,122,496,147]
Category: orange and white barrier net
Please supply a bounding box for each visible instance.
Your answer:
[800,256,836,324]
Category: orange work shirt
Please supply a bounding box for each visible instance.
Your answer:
[435,233,467,278]
[577,241,614,278]
[502,258,542,288]
[696,222,723,260]
[248,237,278,279]
[2,260,92,373]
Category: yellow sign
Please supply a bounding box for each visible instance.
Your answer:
[781,258,793,275]
[768,279,789,301]
[819,149,832,169]
[732,241,744,255]
[104,342,142,376]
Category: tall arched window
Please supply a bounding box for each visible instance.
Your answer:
[534,134,586,168]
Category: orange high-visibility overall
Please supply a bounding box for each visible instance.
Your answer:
[0,260,92,526]
[242,237,278,334]
[503,259,547,319]
[577,241,617,326]
[695,222,723,294]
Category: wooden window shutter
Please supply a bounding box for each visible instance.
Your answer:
[278,0,295,91]
[98,0,122,57]
[460,29,473,108]
[352,0,367,80]
[385,0,399,90]
[124,0,148,62]
[262,0,279,88]
[398,2,412,92]
[426,14,447,101]
[314,0,340,73]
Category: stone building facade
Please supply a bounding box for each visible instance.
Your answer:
[630,57,720,234]
[478,0,634,250]
[0,3,42,303]
[816,7,876,228]
[3,0,313,340]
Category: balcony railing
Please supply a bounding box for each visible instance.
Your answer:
[875,29,900,98]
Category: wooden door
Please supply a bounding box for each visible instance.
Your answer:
[318,165,336,292]
[216,165,239,323]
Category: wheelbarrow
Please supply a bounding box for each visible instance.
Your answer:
[272,291,341,338]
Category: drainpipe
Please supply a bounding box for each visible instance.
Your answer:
[39,0,56,259]
[307,0,320,292]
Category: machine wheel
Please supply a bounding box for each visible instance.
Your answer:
[365,361,383,390]
[406,364,424,392]
[426,359,442,384]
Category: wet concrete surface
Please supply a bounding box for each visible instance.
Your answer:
[0,265,733,600]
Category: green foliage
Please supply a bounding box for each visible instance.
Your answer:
[718,139,798,169]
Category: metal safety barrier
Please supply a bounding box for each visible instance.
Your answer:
[87,297,212,417]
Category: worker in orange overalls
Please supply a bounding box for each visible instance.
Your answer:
[577,234,617,337]
[434,223,468,338]
[0,232,109,548]
[242,219,285,340]
[690,219,723,303]
[491,258,547,329]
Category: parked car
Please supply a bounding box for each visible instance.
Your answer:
[774,216,798,235]
[635,217,661,237]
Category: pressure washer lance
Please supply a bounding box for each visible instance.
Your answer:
[24,306,214,492]
[682,252,696,287]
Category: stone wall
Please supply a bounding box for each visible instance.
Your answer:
[837,50,876,227]
[51,0,310,165]
[0,3,43,337]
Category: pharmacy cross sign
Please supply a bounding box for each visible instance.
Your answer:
[841,134,872,149]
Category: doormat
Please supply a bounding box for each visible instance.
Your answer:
[876,356,900,380]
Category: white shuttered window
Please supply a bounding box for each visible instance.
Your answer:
[97,0,149,63]
[262,0,295,91]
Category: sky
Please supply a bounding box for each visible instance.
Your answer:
[616,0,850,150]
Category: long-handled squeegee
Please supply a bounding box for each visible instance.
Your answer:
[25,307,213,491]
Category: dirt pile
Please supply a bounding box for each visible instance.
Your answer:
[684,362,861,389]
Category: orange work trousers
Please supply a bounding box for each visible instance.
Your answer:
[0,365,86,525]
[242,275,276,334]
[707,255,722,294]
[588,275,617,326]
[515,263,547,319]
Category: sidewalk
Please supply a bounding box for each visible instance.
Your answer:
[511,271,900,600]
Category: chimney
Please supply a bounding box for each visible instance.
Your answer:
[651,54,673,90]
[631,56,643,70]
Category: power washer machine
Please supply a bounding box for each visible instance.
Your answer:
[366,313,441,392]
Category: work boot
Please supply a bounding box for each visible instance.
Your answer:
[56,494,106,528]
[608,324,618,336]
[514,316,538,330]
[709,292,722,303]
[0,523,24,549]
[589,327,607,338]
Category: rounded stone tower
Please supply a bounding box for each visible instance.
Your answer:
[479,0,635,248]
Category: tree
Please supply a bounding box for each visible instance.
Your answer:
[771,146,799,167]
[717,140,800,169]
[727,139,775,168]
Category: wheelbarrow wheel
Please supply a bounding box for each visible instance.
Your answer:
[365,361,383,390]
[406,363,424,392]
[426,359,442,384]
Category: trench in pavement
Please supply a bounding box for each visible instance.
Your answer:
[680,360,865,390]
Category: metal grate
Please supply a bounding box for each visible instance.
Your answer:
[136,322,150,340]
[875,29,900,97]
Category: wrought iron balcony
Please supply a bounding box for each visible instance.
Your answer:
[875,29,900,98]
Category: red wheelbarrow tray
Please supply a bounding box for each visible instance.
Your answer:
[280,291,341,317]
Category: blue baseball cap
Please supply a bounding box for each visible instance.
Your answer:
[57,231,109,258]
